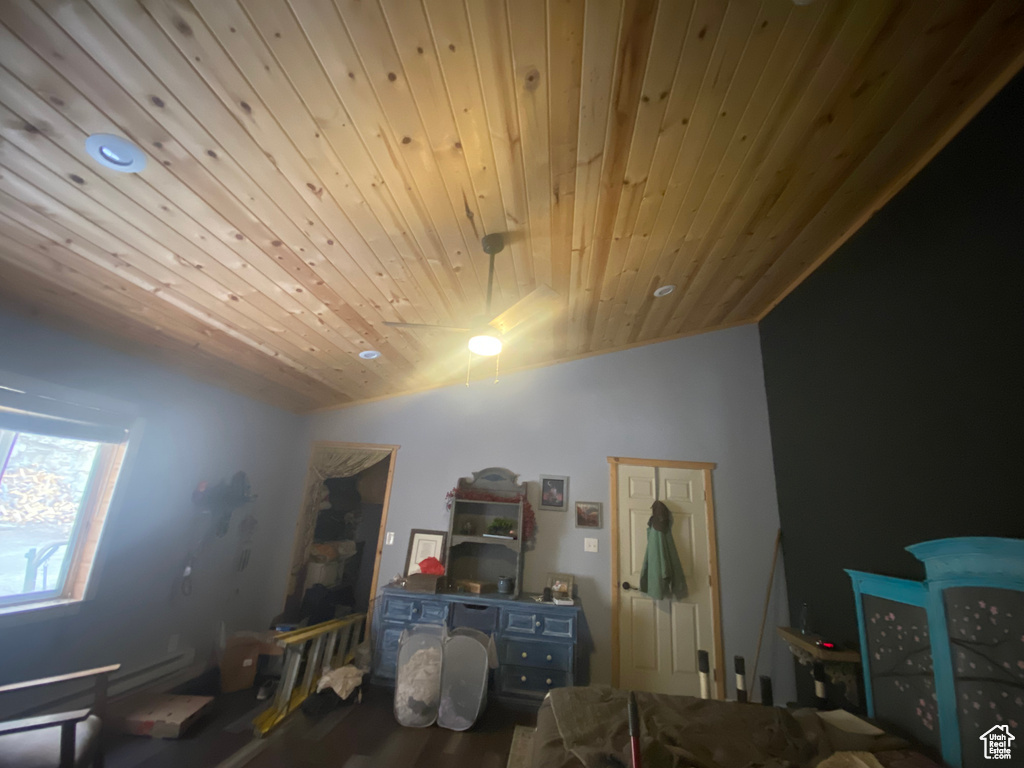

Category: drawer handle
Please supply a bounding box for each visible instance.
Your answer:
[546,654,552,661]
[521,652,528,659]
[535,621,541,627]
[521,675,527,683]
[546,678,553,685]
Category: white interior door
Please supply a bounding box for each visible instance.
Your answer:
[617,463,716,695]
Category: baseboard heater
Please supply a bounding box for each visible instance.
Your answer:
[8,647,199,719]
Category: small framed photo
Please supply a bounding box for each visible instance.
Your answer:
[546,572,575,599]
[404,529,447,576]
[575,501,602,529]
[539,475,569,511]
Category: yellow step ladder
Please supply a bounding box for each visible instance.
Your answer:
[252,613,365,737]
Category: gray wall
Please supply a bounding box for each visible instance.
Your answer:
[277,324,795,701]
[0,308,303,688]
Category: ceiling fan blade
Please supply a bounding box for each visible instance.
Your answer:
[488,284,559,335]
[383,322,470,332]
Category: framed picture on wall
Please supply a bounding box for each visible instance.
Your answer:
[575,501,602,529]
[404,529,447,576]
[539,475,569,511]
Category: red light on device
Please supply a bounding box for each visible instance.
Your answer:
[819,641,836,649]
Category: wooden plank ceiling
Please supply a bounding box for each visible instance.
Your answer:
[0,1,1022,412]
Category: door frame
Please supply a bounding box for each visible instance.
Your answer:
[285,441,399,632]
[608,456,725,698]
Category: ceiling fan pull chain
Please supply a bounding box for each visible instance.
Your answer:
[486,252,495,314]
[494,353,500,384]
[466,349,472,387]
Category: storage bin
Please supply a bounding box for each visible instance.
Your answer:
[394,625,444,727]
[437,629,491,731]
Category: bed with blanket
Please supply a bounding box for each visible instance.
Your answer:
[531,686,942,768]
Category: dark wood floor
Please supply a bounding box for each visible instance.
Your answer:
[105,684,535,768]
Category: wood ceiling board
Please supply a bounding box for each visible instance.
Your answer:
[679,0,957,331]
[76,0,431,373]
[0,257,334,412]
[0,0,1021,412]
[587,0,695,351]
[1,2,408,397]
[459,0,539,305]
[142,0,451,332]
[734,0,1024,325]
[387,0,532,304]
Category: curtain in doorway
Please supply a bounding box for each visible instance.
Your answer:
[286,445,391,599]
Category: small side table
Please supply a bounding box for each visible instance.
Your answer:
[777,626,861,706]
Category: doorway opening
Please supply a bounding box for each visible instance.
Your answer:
[280,442,398,630]
[609,456,724,698]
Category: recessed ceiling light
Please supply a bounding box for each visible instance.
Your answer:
[85,134,147,173]
[358,350,381,360]
[653,285,676,298]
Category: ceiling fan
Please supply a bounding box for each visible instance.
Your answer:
[383,232,557,357]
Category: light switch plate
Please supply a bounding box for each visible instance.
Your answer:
[584,537,598,553]
[385,531,395,545]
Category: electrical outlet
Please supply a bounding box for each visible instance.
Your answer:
[584,537,598,553]
[385,531,395,546]
[167,634,180,654]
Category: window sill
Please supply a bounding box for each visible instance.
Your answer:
[0,598,82,628]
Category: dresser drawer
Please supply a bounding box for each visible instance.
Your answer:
[503,640,571,670]
[500,665,568,697]
[374,625,403,679]
[503,608,542,635]
[381,595,447,624]
[540,614,575,639]
[502,608,576,639]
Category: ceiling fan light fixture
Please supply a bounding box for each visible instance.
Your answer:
[468,333,502,357]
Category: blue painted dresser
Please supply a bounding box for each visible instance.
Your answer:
[847,537,1024,768]
[373,586,584,705]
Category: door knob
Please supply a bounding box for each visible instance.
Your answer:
[622,581,639,591]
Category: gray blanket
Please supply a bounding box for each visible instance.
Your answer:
[540,687,913,768]
[546,686,815,768]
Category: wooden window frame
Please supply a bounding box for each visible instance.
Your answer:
[0,437,128,616]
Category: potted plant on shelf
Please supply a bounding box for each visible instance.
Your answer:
[485,517,518,539]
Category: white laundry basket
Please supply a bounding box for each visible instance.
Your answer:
[393,625,444,727]
[437,627,492,731]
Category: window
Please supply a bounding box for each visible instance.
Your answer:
[0,373,132,612]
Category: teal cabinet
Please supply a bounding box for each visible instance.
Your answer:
[848,537,1024,768]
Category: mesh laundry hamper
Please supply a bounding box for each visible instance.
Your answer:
[437,628,491,731]
[393,625,444,727]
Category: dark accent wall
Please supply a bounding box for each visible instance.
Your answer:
[759,70,1024,665]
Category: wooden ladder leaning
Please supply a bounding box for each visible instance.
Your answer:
[252,613,365,737]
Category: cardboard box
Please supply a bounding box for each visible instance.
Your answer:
[304,560,340,589]
[114,694,213,739]
[404,573,444,593]
[453,579,495,594]
[221,631,282,693]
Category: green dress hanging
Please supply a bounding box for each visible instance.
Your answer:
[640,500,688,600]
